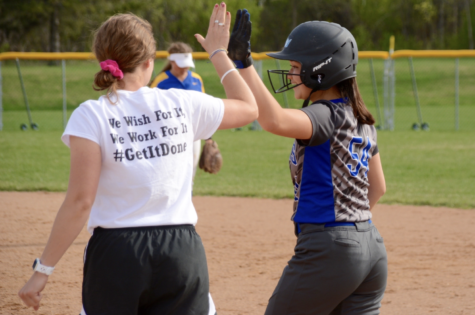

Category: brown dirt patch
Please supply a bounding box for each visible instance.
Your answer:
[1,192,474,315]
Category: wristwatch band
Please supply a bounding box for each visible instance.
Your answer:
[32,258,55,276]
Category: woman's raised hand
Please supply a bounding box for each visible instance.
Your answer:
[195,2,231,54]
[194,2,258,130]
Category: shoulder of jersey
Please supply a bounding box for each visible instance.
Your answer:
[150,72,170,88]
[190,71,205,93]
[190,71,202,80]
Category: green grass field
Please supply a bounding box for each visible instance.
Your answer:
[1,58,474,208]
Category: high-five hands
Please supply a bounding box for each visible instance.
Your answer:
[228,9,253,69]
[195,2,231,55]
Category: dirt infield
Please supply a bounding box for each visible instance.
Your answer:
[1,192,474,315]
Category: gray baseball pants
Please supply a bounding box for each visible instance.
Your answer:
[265,221,387,315]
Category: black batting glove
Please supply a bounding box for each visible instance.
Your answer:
[228,9,253,69]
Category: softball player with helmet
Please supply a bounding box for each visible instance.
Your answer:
[18,4,257,314]
[228,10,387,314]
[150,42,206,185]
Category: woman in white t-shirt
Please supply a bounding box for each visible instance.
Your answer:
[18,4,257,314]
[150,41,210,186]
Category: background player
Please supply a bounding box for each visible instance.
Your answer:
[18,4,257,314]
[228,10,387,314]
[150,42,209,185]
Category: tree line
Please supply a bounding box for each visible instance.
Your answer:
[0,0,474,54]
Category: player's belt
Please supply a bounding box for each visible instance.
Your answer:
[324,219,372,227]
[295,220,372,235]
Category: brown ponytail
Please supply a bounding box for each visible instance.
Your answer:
[160,42,193,73]
[92,13,156,103]
[336,78,375,125]
[93,70,120,101]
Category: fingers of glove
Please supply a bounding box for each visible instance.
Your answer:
[241,10,250,29]
[242,8,250,24]
[211,154,223,174]
[232,9,242,33]
[245,19,252,39]
[238,10,247,33]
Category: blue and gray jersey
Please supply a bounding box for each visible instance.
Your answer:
[290,98,379,226]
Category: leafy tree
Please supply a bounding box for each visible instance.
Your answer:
[0,0,473,52]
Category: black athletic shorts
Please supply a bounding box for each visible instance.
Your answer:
[82,224,212,315]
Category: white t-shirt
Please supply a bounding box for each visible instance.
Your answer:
[62,86,224,234]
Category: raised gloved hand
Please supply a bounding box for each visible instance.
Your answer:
[199,139,223,174]
[228,9,253,69]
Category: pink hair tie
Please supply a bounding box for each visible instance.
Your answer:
[100,59,124,80]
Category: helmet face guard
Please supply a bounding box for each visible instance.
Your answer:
[267,70,303,93]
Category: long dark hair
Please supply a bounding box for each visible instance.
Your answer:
[336,78,375,125]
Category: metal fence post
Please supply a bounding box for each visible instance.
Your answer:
[16,58,37,130]
[0,61,3,131]
[383,36,396,131]
[455,58,459,131]
[389,58,396,130]
[251,59,262,131]
[255,59,263,80]
[408,57,424,129]
[369,58,383,129]
[62,59,67,129]
[383,58,394,130]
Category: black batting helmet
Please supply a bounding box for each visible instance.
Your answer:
[267,21,358,96]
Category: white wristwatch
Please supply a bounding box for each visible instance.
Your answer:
[32,258,55,276]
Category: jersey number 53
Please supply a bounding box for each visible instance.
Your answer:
[347,136,371,178]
